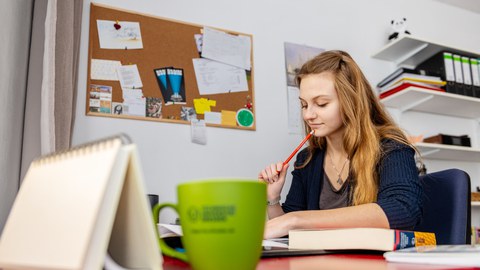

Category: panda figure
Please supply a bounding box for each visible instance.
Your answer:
[388,18,411,41]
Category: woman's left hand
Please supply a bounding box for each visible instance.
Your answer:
[264,212,296,239]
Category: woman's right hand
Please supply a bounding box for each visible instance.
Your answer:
[258,162,289,200]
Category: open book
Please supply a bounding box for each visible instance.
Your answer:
[0,134,162,270]
[158,224,365,258]
[159,223,334,258]
[289,228,436,251]
[159,223,288,249]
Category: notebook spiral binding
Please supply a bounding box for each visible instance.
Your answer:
[33,133,132,166]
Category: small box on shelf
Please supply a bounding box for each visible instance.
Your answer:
[472,192,480,202]
[423,134,471,147]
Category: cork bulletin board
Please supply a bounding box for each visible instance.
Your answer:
[86,3,255,130]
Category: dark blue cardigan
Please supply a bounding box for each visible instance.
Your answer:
[281,140,423,230]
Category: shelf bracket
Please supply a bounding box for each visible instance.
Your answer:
[399,95,434,113]
[394,42,429,66]
[420,148,440,157]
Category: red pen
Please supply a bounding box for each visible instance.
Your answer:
[277,130,315,174]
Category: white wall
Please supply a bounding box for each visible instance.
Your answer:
[73,0,480,224]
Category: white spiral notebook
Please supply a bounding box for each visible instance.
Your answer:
[0,135,162,270]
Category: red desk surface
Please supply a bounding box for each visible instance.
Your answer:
[162,253,480,270]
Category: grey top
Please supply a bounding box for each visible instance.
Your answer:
[319,170,349,209]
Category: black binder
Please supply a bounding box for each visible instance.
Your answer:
[452,54,466,96]
[470,58,480,98]
[416,51,457,95]
[461,56,474,97]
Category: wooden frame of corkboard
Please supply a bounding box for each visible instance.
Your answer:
[86,3,255,130]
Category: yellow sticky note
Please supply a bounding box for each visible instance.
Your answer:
[221,110,237,126]
[193,98,216,115]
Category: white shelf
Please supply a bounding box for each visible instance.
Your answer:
[373,36,480,217]
[382,87,480,119]
[371,35,480,67]
[415,142,480,162]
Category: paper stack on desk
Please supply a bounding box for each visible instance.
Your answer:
[384,245,480,266]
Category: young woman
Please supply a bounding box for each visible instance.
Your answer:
[259,50,422,239]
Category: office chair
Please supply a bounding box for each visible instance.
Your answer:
[414,168,471,245]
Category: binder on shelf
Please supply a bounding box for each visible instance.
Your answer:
[462,56,474,97]
[453,54,465,95]
[0,135,162,270]
[471,58,480,98]
[416,52,457,95]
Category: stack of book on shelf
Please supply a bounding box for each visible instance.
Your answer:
[377,67,446,99]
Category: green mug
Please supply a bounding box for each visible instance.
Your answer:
[153,179,266,270]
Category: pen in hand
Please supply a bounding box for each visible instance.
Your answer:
[276,130,315,174]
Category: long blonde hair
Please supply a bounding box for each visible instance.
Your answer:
[295,50,415,206]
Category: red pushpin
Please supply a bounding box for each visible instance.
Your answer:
[114,20,121,30]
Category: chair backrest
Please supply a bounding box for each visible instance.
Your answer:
[414,169,471,245]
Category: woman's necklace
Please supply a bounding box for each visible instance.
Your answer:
[327,152,349,185]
